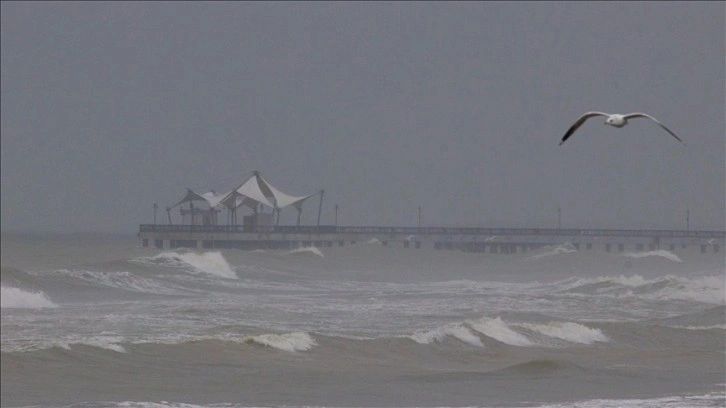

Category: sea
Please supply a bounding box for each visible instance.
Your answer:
[1,233,724,408]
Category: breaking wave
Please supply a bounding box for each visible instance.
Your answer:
[468,316,534,346]
[526,243,578,260]
[408,317,607,348]
[410,323,484,347]
[137,251,237,279]
[560,274,725,305]
[4,335,127,353]
[243,331,318,352]
[51,269,186,295]
[285,246,325,258]
[1,286,57,309]
[622,250,683,262]
[518,321,609,344]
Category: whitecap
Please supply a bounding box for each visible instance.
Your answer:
[527,243,577,260]
[410,323,484,347]
[519,321,609,344]
[286,247,325,258]
[623,250,683,262]
[0,286,57,309]
[468,316,534,346]
[244,332,318,352]
[137,251,237,279]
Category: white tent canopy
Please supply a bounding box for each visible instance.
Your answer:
[169,188,207,209]
[201,190,229,209]
[233,176,275,209]
[232,172,319,211]
[167,172,321,225]
[256,174,319,210]
[170,189,235,210]
[219,190,260,211]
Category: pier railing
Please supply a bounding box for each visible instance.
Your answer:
[138,224,725,238]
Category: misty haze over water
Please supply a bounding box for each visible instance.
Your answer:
[1,2,724,233]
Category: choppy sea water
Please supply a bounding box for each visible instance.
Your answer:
[1,234,724,407]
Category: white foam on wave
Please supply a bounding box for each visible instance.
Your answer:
[244,332,317,352]
[560,274,648,291]
[53,269,184,294]
[531,392,726,408]
[608,274,649,287]
[468,316,534,346]
[518,321,609,344]
[77,336,127,353]
[141,251,237,279]
[559,274,725,304]
[4,335,127,353]
[623,250,683,262]
[626,275,720,304]
[0,286,57,309]
[60,392,726,407]
[672,324,726,331]
[651,275,725,305]
[286,246,325,258]
[527,243,577,260]
[176,252,237,279]
[410,323,484,347]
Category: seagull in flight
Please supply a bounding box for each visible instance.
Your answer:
[559,112,685,146]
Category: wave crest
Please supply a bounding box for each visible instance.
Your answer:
[285,247,325,258]
[138,251,237,279]
[244,332,318,352]
[1,286,57,309]
[519,321,609,344]
[561,274,725,304]
[623,250,683,262]
[410,323,484,347]
[468,316,534,346]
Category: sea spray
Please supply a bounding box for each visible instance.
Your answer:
[1,286,57,309]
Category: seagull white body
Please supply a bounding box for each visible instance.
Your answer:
[559,111,685,146]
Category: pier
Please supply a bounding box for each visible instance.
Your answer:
[138,224,724,255]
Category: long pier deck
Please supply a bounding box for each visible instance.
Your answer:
[139,224,725,255]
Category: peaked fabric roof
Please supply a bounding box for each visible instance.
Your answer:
[256,174,319,210]
[201,190,228,209]
[168,172,318,212]
[233,176,275,208]
[219,190,261,211]
[169,188,207,209]
[170,189,242,210]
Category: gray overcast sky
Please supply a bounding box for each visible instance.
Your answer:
[1,2,724,234]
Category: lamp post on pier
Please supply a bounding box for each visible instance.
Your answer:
[317,189,325,227]
[153,203,158,225]
[334,204,339,227]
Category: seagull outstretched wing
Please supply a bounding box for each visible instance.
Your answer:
[623,113,685,145]
[559,111,610,145]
